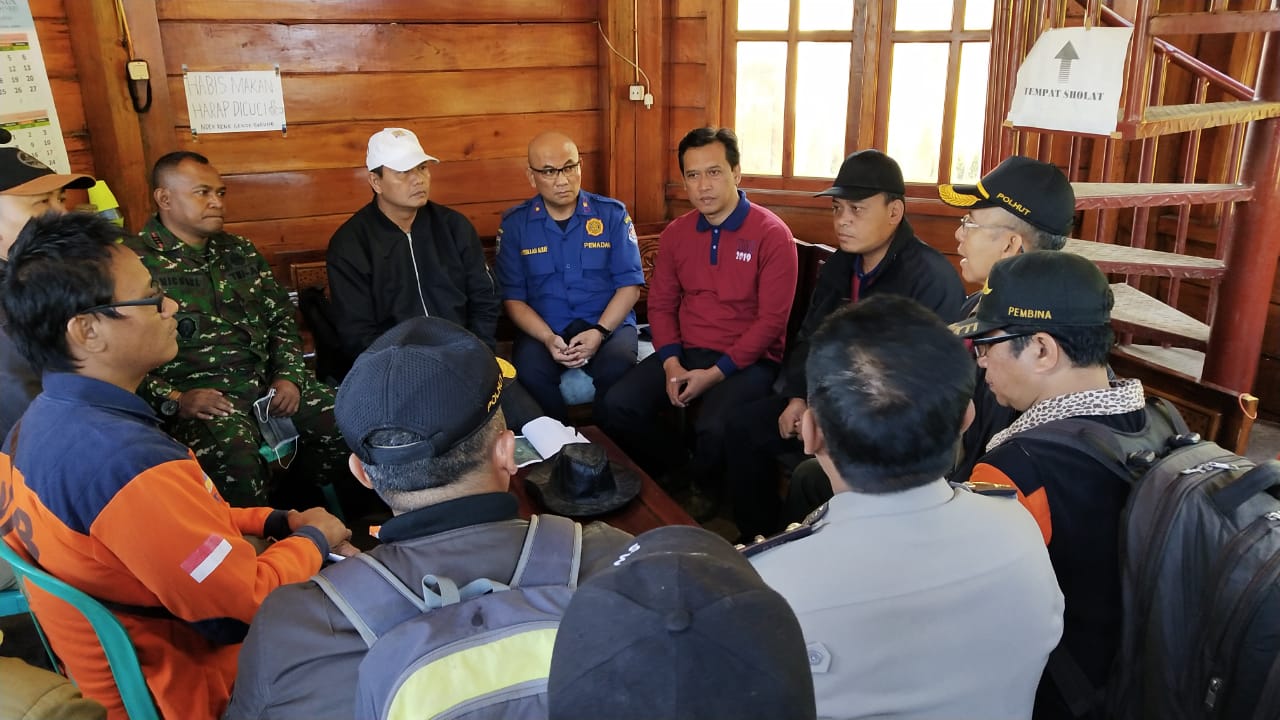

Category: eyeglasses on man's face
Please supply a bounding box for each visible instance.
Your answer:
[958,214,1016,234]
[78,280,167,316]
[530,161,582,179]
[971,332,1030,358]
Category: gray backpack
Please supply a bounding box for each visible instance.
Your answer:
[312,514,582,720]
[1021,398,1280,720]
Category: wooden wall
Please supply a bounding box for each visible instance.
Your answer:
[29,0,94,204]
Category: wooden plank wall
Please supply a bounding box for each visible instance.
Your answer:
[28,0,94,205]
[145,2,606,276]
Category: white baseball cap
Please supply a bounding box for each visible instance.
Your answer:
[366,128,439,172]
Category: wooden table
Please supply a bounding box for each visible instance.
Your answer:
[508,426,696,536]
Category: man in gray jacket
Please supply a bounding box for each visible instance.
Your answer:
[225,317,631,720]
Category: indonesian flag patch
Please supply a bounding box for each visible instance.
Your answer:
[181,534,232,583]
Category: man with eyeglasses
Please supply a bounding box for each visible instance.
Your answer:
[494,131,644,421]
[951,250,1142,720]
[939,156,1076,483]
[0,212,352,719]
[124,151,353,511]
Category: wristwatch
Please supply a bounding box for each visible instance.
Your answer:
[591,323,612,341]
[160,390,182,417]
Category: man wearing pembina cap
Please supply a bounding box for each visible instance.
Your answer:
[724,149,964,541]
[955,251,1146,720]
[0,140,95,442]
[939,155,1076,484]
[226,317,632,720]
[750,295,1063,719]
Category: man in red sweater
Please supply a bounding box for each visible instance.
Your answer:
[598,127,798,513]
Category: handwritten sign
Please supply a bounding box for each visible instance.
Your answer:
[1007,27,1133,136]
[183,70,286,134]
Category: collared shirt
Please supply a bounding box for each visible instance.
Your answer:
[495,190,644,333]
[649,191,798,375]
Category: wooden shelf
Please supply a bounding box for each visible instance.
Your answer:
[1117,101,1280,139]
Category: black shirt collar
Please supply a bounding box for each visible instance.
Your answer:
[377,492,520,543]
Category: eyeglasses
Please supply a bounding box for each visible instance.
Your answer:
[971,333,1030,358]
[529,161,581,179]
[958,215,1016,234]
[79,281,167,316]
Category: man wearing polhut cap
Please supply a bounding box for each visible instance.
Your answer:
[939,155,1075,483]
[955,251,1146,720]
[226,317,631,720]
[724,149,963,541]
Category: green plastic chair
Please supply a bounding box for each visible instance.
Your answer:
[0,542,161,720]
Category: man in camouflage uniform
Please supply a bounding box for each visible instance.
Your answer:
[124,151,348,507]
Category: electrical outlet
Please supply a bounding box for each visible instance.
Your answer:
[629,84,645,101]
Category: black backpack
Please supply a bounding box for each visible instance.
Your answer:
[1020,398,1280,720]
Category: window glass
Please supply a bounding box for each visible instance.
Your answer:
[735,42,788,175]
[794,42,851,177]
[798,0,854,31]
[894,0,955,31]
[739,0,789,31]
[885,42,949,183]
[950,42,990,183]
[964,0,995,30]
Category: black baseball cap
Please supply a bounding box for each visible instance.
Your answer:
[0,146,94,196]
[938,155,1076,235]
[949,251,1113,338]
[335,317,516,465]
[548,525,816,720]
[816,149,906,201]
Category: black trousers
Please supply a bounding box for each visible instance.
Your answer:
[724,393,807,539]
[597,348,778,481]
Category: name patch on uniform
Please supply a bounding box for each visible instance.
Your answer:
[521,246,549,256]
[181,534,232,583]
[585,218,604,237]
[584,241,611,249]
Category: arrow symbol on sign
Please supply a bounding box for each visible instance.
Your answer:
[1055,42,1079,83]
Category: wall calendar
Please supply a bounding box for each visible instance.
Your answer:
[0,0,71,173]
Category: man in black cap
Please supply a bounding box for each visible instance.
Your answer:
[955,251,1143,720]
[226,317,631,720]
[723,149,964,540]
[548,525,816,720]
[939,155,1077,483]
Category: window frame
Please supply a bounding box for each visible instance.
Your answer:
[721,0,992,196]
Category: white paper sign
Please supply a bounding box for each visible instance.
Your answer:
[0,0,72,172]
[1007,27,1134,136]
[183,70,286,134]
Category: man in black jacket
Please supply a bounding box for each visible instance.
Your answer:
[327,128,540,426]
[327,128,500,365]
[722,150,964,540]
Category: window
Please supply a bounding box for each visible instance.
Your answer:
[729,0,992,187]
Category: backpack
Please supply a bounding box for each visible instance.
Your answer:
[312,514,582,720]
[1019,397,1280,720]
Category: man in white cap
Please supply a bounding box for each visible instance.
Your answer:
[0,139,95,441]
[326,128,500,375]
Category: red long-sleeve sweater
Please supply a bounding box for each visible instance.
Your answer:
[649,194,798,375]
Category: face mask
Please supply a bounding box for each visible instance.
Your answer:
[254,389,299,465]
